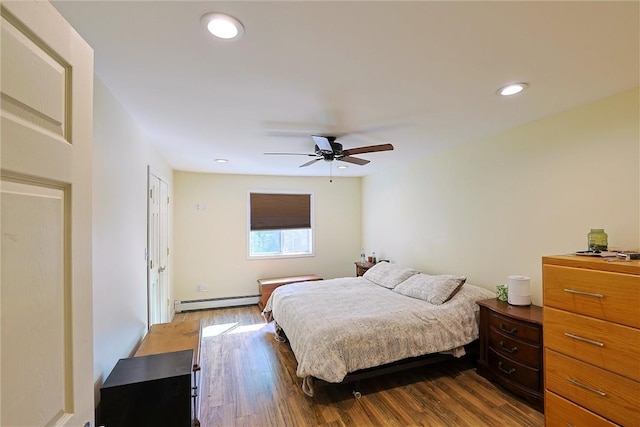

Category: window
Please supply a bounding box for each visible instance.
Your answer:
[248,192,313,258]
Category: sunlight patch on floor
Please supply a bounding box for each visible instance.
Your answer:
[202,322,267,337]
[228,323,266,334]
[202,322,237,337]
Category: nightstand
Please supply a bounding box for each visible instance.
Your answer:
[354,261,375,277]
[476,298,544,412]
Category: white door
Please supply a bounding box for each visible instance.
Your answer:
[158,178,170,322]
[147,171,169,326]
[148,173,161,325]
[0,2,94,426]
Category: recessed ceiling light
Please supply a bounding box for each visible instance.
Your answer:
[214,158,228,163]
[497,83,529,96]
[201,13,244,40]
[337,165,348,169]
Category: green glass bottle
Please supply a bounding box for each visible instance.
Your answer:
[587,229,608,251]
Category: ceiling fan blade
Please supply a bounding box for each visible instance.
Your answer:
[338,156,370,166]
[342,143,394,156]
[264,152,317,156]
[311,135,333,153]
[299,158,323,168]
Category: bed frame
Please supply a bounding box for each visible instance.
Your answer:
[312,340,479,398]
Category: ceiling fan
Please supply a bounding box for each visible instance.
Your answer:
[264,135,394,168]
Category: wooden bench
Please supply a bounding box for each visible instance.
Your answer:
[135,320,203,426]
[258,274,323,310]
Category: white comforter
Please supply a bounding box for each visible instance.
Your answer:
[263,276,494,395]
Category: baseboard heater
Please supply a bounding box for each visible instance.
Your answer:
[174,295,260,312]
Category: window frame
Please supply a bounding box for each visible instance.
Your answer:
[247,190,315,260]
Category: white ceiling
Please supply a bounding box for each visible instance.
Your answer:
[51,1,639,178]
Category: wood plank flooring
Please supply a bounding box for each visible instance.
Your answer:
[174,305,544,427]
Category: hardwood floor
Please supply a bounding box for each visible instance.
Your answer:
[174,305,544,427]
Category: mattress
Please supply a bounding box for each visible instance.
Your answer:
[263,276,494,396]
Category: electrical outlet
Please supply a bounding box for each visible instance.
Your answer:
[196,284,202,292]
[202,285,208,292]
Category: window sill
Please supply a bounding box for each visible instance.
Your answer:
[247,253,314,261]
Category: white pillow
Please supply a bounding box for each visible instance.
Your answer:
[362,262,418,289]
[393,273,466,305]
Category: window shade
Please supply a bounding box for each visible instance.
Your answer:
[250,193,311,231]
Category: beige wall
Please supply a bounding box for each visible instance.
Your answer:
[92,77,173,397]
[173,173,361,301]
[362,88,640,306]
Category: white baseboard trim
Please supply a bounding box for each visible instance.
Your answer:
[174,295,260,312]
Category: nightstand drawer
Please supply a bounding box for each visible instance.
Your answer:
[488,347,540,391]
[488,328,540,367]
[543,265,640,328]
[544,307,640,381]
[545,349,640,426]
[488,311,541,345]
[545,391,619,427]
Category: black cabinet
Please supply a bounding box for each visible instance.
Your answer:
[100,350,193,427]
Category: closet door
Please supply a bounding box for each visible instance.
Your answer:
[1,2,94,426]
[148,173,161,325]
[147,171,170,326]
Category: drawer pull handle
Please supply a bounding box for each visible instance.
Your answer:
[498,361,516,375]
[563,288,604,298]
[564,332,604,347]
[499,323,517,334]
[566,378,607,397]
[499,341,518,353]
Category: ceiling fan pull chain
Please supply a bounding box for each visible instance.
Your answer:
[330,161,333,183]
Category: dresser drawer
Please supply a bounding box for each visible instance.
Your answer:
[545,349,640,426]
[488,347,540,391]
[543,265,640,328]
[489,328,540,367]
[544,307,640,382]
[545,390,619,427]
[488,311,541,345]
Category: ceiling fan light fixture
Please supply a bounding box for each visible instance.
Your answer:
[201,13,244,40]
[497,82,528,96]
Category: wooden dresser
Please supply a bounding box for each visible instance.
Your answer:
[134,320,203,426]
[477,298,544,411]
[542,255,640,426]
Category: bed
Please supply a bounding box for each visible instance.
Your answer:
[262,262,495,397]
